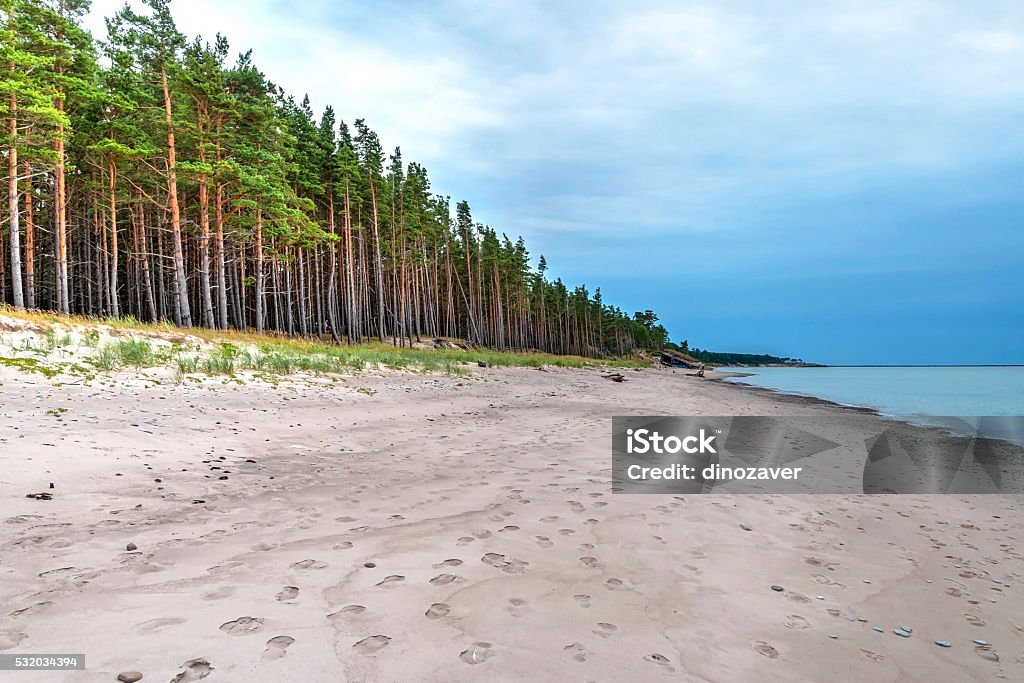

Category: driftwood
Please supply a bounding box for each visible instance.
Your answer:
[477,360,488,367]
[601,373,626,383]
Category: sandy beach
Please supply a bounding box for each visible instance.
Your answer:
[1,353,1022,681]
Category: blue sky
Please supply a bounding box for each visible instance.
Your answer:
[87,0,1024,364]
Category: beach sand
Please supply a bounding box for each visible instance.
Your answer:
[1,359,1021,681]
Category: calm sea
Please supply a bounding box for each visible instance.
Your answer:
[724,366,1024,443]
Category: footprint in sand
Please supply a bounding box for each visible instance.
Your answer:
[506,598,529,617]
[593,622,618,638]
[425,603,451,620]
[333,542,353,550]
[481,553,529,573]
[811,573,845,588]
[0,631,27,650]
[290,559,327,570]
[605,578,626,591]
[784,615,810,630]
[860,649,885,662]
[327,605,366,620]
[472,530,492,539]
[199,585,234,602]
[540,516,561,523]
[533,536,554,548]
[135,617,186,634]
[432,559,463,568]
[558,529,576,536]
[456,536,476,546]
[430,573,462,586]
[276,586,299,601]
[459,642,494,665]
[498,525,520,533]
[974,645,999,662]
[753,641,780,659]
[170,658,213,682]
[965,614,986,627]
[644,653,673,669]
[353,635,391,654]
[251,543,277,552]
[573,594,592,608]
[375,575,405,588]
[579,556,599,568]
[568,501,585,513]
[579,543,595,551]
[564,642,590,662]
[219,617,264,635]
[262,635,295,661]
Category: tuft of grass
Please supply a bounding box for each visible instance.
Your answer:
[82,329,101,348]
[43,330,73,351]
[113,338,155,367]
[94,345,119,371]
[175,355,199,374]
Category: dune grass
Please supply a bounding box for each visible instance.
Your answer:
[0,305,648,380]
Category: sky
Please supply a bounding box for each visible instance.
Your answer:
[84,0,1024,365]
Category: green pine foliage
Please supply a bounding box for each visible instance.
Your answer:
[0,0,669,357]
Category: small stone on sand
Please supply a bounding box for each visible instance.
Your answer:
[126,542,137,551]
[935,640,951,648]
[117,673,143,683]
[770,585,784,592]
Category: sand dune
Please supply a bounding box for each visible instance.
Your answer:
[1,360,1021,681]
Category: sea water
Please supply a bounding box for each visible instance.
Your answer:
[724,366,1024,443]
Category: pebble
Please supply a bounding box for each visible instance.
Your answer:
[126,543,137,551]
[901,626,913,633]
[770,585,784,592]
[739,523,752,531]
[894,628,911,638]
[815,596,825,600]
[935,640,951,648]
[973,639,988,646]
[828,634,837,639]
[117,673,143,683]
[873,627,884,633]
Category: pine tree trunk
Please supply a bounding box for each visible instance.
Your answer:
[24,166,34,308]
[161,63,192,326]
[108,158,120,317]
[255,208,265,333]
[7,60,24,309]
[370,181,384,341]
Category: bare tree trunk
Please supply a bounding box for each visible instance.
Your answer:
[370,181,384,341]
[7,51,24,308]
[23,165,34,308]
[254,208,265,333]
[161,63,192,326]
[108,158,120,317]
